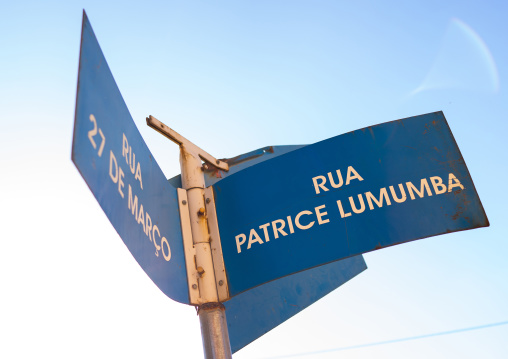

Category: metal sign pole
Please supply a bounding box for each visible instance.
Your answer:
[198,303,232,359]
[180,147,232,359]
[147,116,232,359]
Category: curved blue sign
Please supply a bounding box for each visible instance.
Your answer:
[72,13,189,304]
[213,112,489,296]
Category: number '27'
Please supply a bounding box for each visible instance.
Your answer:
[88,114,105,157]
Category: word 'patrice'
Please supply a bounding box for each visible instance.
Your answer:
[235,205,330,253]
[234,166,465,254]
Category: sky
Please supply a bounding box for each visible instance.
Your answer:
[1,1,507,358]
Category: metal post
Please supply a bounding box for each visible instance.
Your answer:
[198,303,232,359]
[180,148,218,302]
[180,148,232,359]
[146,115,232,358]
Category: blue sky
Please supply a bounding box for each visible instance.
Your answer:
[1,1,507,358]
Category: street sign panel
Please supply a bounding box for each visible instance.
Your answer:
[213,112,489,296]
[72,13,189,304]
[225,255,365,353]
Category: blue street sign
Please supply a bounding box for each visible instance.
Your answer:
[72,12,189,304]
[213,112,489,296]
[225,255,366,353]
[169,145,367,353]
[207,146,368,353]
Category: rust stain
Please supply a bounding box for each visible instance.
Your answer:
[197,302,225,313]
[368,127,376,140]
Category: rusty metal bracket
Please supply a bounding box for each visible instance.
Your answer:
[197,302,226,315]
[204,186,229,302]
[146,115,229,172]
[149,116,232,357]
[177,188,200,304]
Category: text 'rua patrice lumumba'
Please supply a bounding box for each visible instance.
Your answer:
[234,166,464,254]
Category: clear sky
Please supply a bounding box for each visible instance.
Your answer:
[1,1,507,358]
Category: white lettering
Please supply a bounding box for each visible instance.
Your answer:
[259,223,271,242]
[272,219,288,239]
[128,185,138,218]
[151,222,161,256]
[127,184,170,262]
[135,162,143,190]
[312,175,328,194]
[365,188,391,210]
[145,213,152,241]
[346,166,364,185]
[406,179,432,200]
[448,173,464,192]
[313,167,363,194]
[315,205,329,225]
[337,200,352,218]
[349,194,365,214]
[430,176,447,194]
[88,114,98,149]
[123,133,143,189]
[389,184,407,203]
[137,204,146,232]
[161,237,171,261]
[233,173,468,255]
[247,228,264,249]
[152,225,161,247]
[235,234,247,253]
[327,170,343,189]
[117,166,125,198]
[109,150,118,183]
[122,134,129,162]
[295,210,314,230]
[286,216,295,234]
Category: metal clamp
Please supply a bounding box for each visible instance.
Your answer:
[146,115,229,172]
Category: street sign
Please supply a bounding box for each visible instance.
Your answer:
[225,255,365,353]
[72,13,189,304]
[213,112,489,296]
[169,145,367,353]
[71,13,489,358]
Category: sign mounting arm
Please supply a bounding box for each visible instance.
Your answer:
[146,115,229,172]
